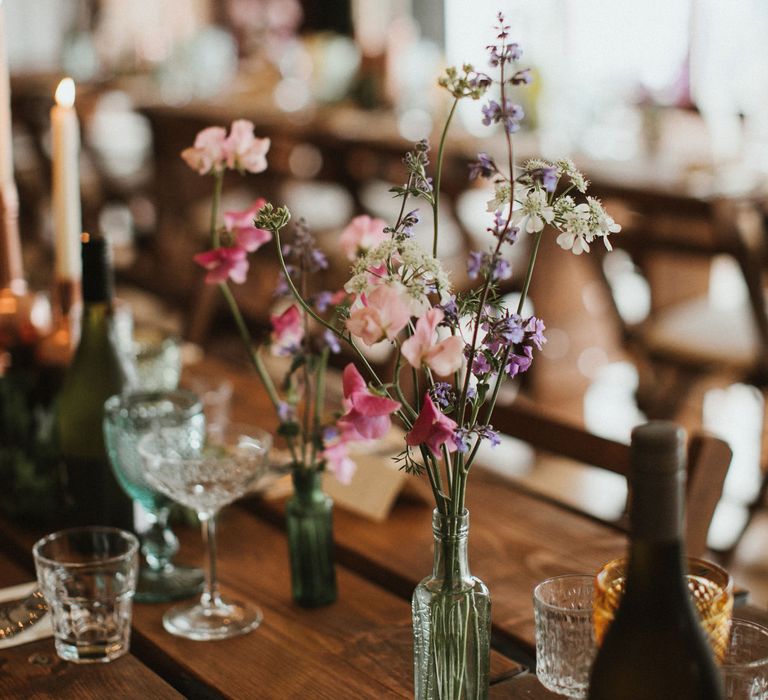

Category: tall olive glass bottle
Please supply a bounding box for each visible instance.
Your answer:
[588,422,724,700]
[57,233,133,529]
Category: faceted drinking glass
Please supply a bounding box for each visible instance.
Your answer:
[721,618,768,699]
[103,390,205,602]
[139,423,273,641]
[533,574,596,698]
[33,527,138,663]
[594,556,734,661]
[133,329,182,392]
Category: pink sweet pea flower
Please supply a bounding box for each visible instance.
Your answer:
[401,308,464,376]
[345,284,411,346]
[224,119,270,173]
[270,304,304,356]
[322,433,357,485]
[338,364,400,440]
[193,246,249,284]
[181,126,228,174]
[223,198,272,252]
[406,394,459,456]
[339,215,388,260]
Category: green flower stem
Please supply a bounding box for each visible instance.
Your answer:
[310,347,330,468]
[453,47,523,511]
[216,282,301,466]
[210,172,224,248]
[442,443,454,503]
[421,445,449,515]
[273,227,415,430]
[466,226,545,481]
[515,225,543,317]
[456,231,506,429]
[206,172,302,465]
[300,270,312,466]
[393,349,418,421]
[395,173,415,230]
[453,225,546,497]
[433,98,459,257]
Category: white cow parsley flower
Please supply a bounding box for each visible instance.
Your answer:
[556,202,592,254]
[486,182,511,212]
[556,158,589,193]
[512,187,555,233]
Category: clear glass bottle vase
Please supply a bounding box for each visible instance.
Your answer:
[412,509,491,700]
[286,469,337,608]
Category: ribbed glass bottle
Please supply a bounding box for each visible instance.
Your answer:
[412,509,491,700]
[286,469,337,608]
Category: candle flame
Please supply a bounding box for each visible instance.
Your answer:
[55,78,76,108]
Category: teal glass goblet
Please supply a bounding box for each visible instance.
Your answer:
[103,390,205,602]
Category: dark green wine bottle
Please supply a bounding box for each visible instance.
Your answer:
[57,233,133,530]
[588,421,724,700]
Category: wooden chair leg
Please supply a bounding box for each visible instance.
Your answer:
[186,283,220,347]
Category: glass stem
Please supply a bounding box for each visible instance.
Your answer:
[199,512,221,608]
[142,504,178,572]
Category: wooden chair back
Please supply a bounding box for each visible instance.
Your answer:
[592,193,768,409]
[489,400,732,558]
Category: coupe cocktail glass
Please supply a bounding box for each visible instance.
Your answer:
[139,423,273,640]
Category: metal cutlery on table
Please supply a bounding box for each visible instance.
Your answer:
[0,589,48,640]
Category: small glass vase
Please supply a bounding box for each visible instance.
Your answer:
[412,509,491,700]
[286,469,337,608]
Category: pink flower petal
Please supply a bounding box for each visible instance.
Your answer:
[426,336,464,376]
[270,304,304,356]
[181,126,228,174]
[406,394,458,456]
[402,308,447,370]
[323,441,357,485]
[350,391,401,417]
[339,215,388,260]
[338,363,400,440]
[342,363,367,397]
[235,227,272,252]
[224,120,271,173]
[193,246,248,284]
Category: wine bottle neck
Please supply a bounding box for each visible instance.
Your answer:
[629,469,685,542]
[79,301,114,341]
[81,235,113,303]
[626,539,688,590]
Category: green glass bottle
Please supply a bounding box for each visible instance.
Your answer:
[57,233,133,530]
[588,422,724,700]
[285,469,337,608]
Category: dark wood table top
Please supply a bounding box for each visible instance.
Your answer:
[0,356,677,698]
[0,507,525,699]
[0,549,182,700]
[196,355,628,655]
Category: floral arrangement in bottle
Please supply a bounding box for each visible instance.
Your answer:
[185,11,619,693]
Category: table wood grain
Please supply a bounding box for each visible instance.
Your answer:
[199,354,628,654]
[0,355,642,697]
[0,509,523,699]
[491,672,561,699]
[133,509,521,699]
[0,549,182,700]
[254,469,626,656]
